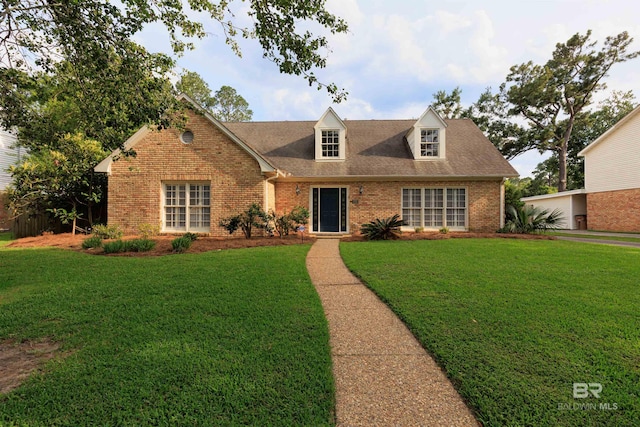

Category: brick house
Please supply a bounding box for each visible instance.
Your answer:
[95,95,518,236]
[578,104,640,232]
[523,104,640,232]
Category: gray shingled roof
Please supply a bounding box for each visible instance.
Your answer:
[224,118,518,178]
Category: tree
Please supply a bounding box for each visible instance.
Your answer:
[501,31,639,191]
[176,70,215,110]
[211,85,253,122]
[0,46,178,224]
[7,133,106,233]
[429,87,525,151]
[0,0,348,101]
[431,87,463,119]
[526,90,636,192]
[176,72,253,121]
[1,42,179,154]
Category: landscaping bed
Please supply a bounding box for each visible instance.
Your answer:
[7,232,315,255]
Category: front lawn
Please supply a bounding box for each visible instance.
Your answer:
[341,239,640,427]
[0,231,12,247]
[0,245,334,425]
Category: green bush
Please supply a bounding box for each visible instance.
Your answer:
[92,224,123,239]
[360,214,405,240]
[81,236,102,249]
[138,223,161,239]
[219,203,269,239]
[439,226,450,234]
[126,238,156,252]
[183,232,198,242]
[102,240,127,254]
[499,205,564,234]
[172,236,192,253]
[270,206,310,238]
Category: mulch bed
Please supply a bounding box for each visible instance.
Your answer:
[7,231,554,257]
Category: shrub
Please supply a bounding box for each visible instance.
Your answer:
[126,238,156,252]
[500,205,564,234]
[82,236,102,249]
[219,203,269,239]
[269,206,310,238]
[92,224,123,239]
[439,226,450,234]
[414,227,424,233]
[183,232,198,242]
[360,214,405,240]
[102,240,127,254]
[172,236,192,253]
[138,223,161,239]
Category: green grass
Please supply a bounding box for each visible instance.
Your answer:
[549,232,640,243]
[0,245,334,426]
[340,239,640,427]
[0,231,13,247]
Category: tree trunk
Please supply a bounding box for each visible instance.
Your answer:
[558,117,575,192]
[71,200,77,235]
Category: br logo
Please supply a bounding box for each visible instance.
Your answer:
[573,383,602,398]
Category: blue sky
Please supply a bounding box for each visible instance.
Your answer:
[136,0,640,177]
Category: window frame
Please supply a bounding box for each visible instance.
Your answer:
[420,128,440,158]
[162,182,211,233]
[401,187,467,230]
[320,129,341,158]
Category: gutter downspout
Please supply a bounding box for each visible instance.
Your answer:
[264,170,283,213]
[500,178,506,229]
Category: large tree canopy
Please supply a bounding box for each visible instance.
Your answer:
[0,0,348,101]
[501,30,639,191]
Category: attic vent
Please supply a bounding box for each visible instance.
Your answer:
[180,130,194,144]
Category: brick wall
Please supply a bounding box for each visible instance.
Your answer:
[586,188,640,232]
[107,112,265,237]
[275,180,503,233]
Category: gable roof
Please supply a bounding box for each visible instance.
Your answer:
[95,94,277,174]
[225,118,518,179]
[578,104,640,157]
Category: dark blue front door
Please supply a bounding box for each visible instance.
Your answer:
[319,188,340,232]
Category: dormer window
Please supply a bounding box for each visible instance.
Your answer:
[314,107,347,161]
[406,107,447,160]
[420,129,439,157]
[322,130,340,157]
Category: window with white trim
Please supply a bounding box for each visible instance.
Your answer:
[321,130,340,157]
[163,183,210,232]
[402,188,466,229]
[420,129,439,157]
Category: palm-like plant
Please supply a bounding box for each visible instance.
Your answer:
[360,214,405,240]
[502,205,564,234]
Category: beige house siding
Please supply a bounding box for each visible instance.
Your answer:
[275,180,502,233]
[107,112,266,236]
[586,188,640,232]
[522,190,587,229]
[582,109,640,193]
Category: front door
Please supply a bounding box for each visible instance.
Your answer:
[312,187,348,233]
[320,188,340,232]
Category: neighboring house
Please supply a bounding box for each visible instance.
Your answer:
[0,129,21,229]
[0,129,20,191]
[578,104,640,232]
[523,104,640,232]
[95,95,518,236]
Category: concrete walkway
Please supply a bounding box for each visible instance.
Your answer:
[306,238,478,426]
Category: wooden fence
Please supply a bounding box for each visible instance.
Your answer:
[10,213,61,238]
